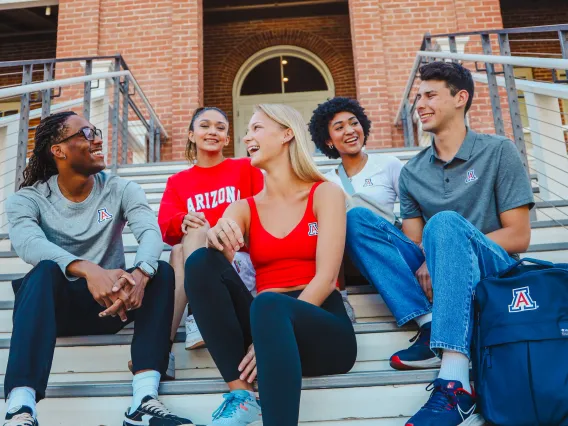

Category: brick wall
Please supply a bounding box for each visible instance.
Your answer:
[203,14,357,156]
[0,38,57,88]
[501,0,568,82]
[349,0,504,147]
[55,0,202,161]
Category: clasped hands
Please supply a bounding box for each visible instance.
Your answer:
[85,265,149,322]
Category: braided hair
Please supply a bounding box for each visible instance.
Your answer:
[185,107,229,164]
[20,111,76,189]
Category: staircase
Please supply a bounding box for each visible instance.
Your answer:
[1,148,568,425]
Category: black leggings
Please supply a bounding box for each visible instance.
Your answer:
[185,248,357,426]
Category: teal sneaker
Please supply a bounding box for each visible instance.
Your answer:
[209,390,262,426]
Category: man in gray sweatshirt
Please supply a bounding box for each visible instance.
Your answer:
[4,112,194,426]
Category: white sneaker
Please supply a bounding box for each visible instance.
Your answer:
[185,315,205,350]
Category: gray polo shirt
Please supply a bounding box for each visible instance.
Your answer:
[400,129,534,234]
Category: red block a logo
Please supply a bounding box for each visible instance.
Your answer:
[508,286,539,313]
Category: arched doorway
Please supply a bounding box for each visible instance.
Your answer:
[233,46,335,157]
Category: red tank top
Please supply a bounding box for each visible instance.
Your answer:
[247,181,338,293]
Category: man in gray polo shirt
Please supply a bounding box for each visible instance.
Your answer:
[345,62,533,426]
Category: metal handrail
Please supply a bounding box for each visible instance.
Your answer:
[427,24,568,39]
[0,70,168,140]
[0,55,122,69]
[418,51,568,70]
[394,52,568,126]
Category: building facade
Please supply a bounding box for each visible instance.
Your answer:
[1,0,566,160]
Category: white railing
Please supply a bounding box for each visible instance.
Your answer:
[0,56,168,242]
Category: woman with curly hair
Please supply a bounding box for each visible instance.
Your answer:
[308,97,404,321]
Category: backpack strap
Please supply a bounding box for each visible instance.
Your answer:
[338,164,356,196]
[497,257,555,278]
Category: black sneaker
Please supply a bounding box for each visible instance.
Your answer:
[3,406,38,426]
[123,396,195,426]
[390,322,442,370]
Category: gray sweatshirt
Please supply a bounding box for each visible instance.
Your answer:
[6,172,162,280]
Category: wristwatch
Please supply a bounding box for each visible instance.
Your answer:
[135,261,157,278]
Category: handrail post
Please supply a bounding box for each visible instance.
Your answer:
[448,36,458,63]
[83,59,92,120]
[41,62,53,119]
[155,126,161,162]
[111,58,120,174]
[498,33,535,221]
[15,64,32,191]
[121,77,129,165]
[481,33,505,136]
[559,30,568,78]
[401,100,415,147]
[148,116,155,163]
[424,33,433,63]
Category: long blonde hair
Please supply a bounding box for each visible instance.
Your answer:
[255,104,326,183]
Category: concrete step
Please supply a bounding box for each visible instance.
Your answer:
[0,321,417,380]
[0,289,395,333]
[2,239,568,276]
[0,371,441,425]
[3,214,567,261]
[115,148,423,176]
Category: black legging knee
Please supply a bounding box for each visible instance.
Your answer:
[185,247,357,426]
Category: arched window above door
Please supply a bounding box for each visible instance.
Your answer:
[240,55,328,96]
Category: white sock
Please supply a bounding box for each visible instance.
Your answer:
[438,350,472,393]
[414,313,432,328]
[129,370,160,415]
[7,387,37,418]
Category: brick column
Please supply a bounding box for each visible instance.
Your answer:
[348,0,392,149]
[56,0,100,58]
[170,0,203,161]
[56,0,101,102]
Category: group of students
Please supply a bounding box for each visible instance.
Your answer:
[3,60,534,426]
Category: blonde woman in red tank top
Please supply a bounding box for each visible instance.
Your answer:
[184,104,357,426]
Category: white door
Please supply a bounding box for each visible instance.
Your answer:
[234,90,333,157]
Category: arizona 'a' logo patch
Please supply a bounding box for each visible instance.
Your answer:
[363,178,373,187]
[508,286,539,313]
[465,169,478,183]
[308,222,318,236]
[97,208,113,223]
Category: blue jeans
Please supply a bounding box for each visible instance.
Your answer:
[346,208,517,357]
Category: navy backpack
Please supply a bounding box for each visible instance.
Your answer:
[472,258,568,426]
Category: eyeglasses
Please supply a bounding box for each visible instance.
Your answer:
[57,126,103,144]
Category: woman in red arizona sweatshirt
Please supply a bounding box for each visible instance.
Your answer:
[157,107,264,375]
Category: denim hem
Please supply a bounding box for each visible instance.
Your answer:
[396,308,432,327]
[430,340,471,358]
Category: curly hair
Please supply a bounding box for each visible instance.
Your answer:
[308,97,371,159]
[419,61,474,115]
[20,111,76,189]
[186,107,229,163]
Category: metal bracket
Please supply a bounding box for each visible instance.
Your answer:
[551,69,568,84]
[120,80,135,96]
[474,62,504,75]
[51,87,62,99]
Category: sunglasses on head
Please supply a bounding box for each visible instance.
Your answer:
[58,126,103,144]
